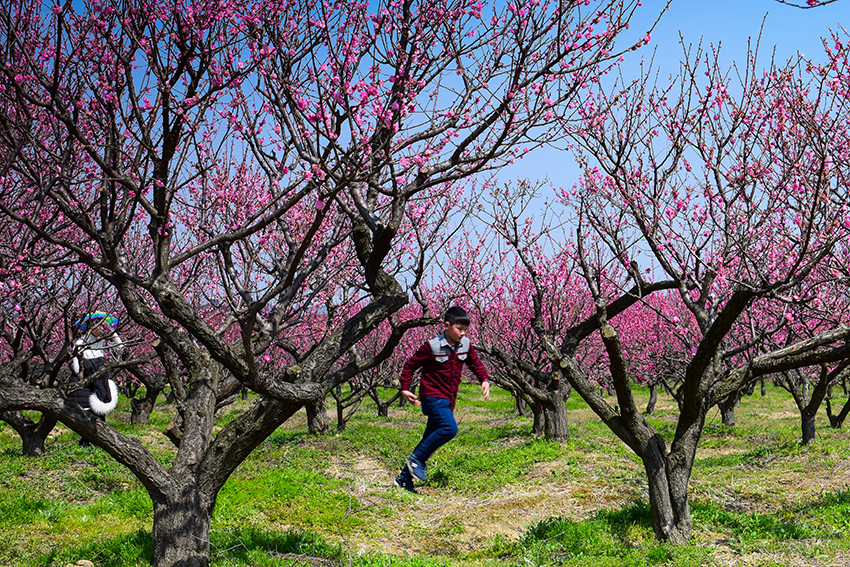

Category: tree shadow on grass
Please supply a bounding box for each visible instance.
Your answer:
[37,529,154,567]
[521,500,655,556]
[210,528,342,565]
[36,528,343,567]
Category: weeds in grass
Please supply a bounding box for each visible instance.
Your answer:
[691,489,850,555]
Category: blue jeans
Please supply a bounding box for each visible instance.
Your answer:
[409,397,458,466]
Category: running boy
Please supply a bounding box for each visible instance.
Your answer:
[395,306,490,493]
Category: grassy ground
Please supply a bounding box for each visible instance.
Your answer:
[1,384,849,567]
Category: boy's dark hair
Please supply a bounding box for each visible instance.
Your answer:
[443,306,471,326]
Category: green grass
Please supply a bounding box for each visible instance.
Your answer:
[493,502,711,567]
[215,467,361,532]
[430,437,566,493]
[691,489,850,555]
[1,383,849,566]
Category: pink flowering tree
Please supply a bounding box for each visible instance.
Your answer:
[822,241,850,426]
[0,242,71,455]
[334,295,442,428]
[462,34,850,543]
[458,180,680,442]
[0,204,156,452]
[547,37,850,542]
[629,295,693,410]
[448,213,583,442]
[748,263,850,443]
[0,0,652,564]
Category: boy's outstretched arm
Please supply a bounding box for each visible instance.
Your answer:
[465,344,490,400]
[401,389,421,406]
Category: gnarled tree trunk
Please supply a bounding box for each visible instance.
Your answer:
[151,481,214,567]
[130,386,162,425]
[645,382,659,415]
[306,396,330,435]
[0,410,57,456]
[540,381,571,443]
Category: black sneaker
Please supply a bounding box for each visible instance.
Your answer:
[406,456,427,482]
[394,473,418,494]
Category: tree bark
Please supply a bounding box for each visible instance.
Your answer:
[645,382,658,415]
[0,410,57,457]
[306,396,329,435]
[151,481,213,567]
[801,409,816,445]
[131,387,162,425]
[530,399,545,436]
[541,385,570,443]
[642,435,692,543]
[637,393,707,543]
[718,391,737,427]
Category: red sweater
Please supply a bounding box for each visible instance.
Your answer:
[400,334,489,410]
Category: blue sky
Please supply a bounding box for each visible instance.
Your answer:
[640,0,845,67]
[500,0,846,192]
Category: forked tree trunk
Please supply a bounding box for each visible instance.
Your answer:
[335,396,364,431]
[0,410,57,456]
[368,387,389,417]
[795,367,832,445]
[151,482,214,567]
[635,405,705,543]
[146,392,307,567]
[827,396,850,428]
[642,437,693,543]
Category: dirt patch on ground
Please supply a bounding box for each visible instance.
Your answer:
[321,444,850,566]
[325,455,638,558]
[701,533,850,567]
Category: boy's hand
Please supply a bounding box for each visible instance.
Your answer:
[401,390,421,406]
[481,381,490,400]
